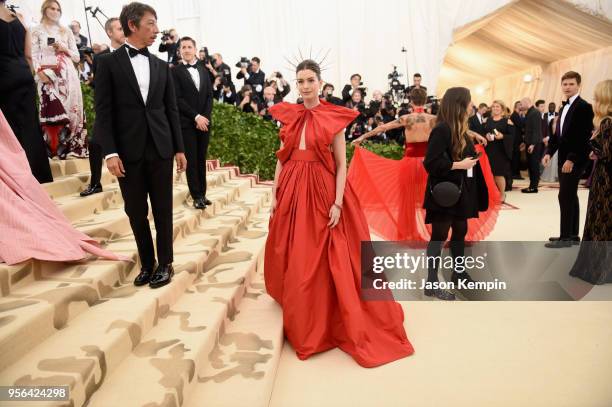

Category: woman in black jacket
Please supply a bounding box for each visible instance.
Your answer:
[423,87,489,300]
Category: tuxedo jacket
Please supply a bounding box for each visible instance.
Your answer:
[172,61,214,134]
[468,114,486,136]
[93,45,184,163]
[547,96,594,166]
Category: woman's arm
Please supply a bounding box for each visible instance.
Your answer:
[329,132,346,228]
[270,140,284,217]
[352,115,409,144]
[65,29,80,63]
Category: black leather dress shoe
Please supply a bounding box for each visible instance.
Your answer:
[203,197,212,206]
[521,187,538,193]
[194,198,206,209]
[134,264,156,286]
[149,264,174,289]
[548,236,580,244]
[80,183,103,197]
[545,239,573,248]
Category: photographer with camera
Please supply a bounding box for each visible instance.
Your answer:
[266,71,290,102]
[158,28,180,65]
[258,86,279,120]
[321,83,343,106]
[344,88,368,141]
[236,56,265,101]
[238,85,259,114]
[213,76,236,105]
[342,73,367,104]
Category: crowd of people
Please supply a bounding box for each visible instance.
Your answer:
[1,0,611,369]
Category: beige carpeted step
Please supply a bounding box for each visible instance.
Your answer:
[48,158,92,178]
[0,192,270,407]
[87,222,270,407]
[185,269,284,407]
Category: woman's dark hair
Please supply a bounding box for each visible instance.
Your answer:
[120,2,157,37]
[437,87,472,161]
[296,59,321,80]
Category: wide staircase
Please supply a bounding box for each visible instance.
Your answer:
[0,159,284,407]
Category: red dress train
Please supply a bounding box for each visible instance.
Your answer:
[348,142,501,242]
[264,100,414,368]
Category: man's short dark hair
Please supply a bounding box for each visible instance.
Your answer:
[409,88,427,106]
[251,57,261,64]
[104,17,119,33]
[561,71,581,85]
[535,99,545,107]
[549,102,556,107]
[180,36,196,47]
[413,73,422,78]
[478,103,488,109]
[350,74,361,81]
[120,2,157,37]
[323,83,334,91]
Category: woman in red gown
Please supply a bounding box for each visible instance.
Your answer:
[348,88,500,242]
[264,60,414,368]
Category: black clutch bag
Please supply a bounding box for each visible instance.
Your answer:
[430,180,462,207]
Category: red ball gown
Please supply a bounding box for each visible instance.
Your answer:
[264,99,414,368]
[348,139,501,242]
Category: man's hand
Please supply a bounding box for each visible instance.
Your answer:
[541,154,551,167]
[195,116,209,132]
[561,159,574,174]
[106,156,125,178]
[175,153,187,173]
[520,142,526,152]
[528,144,535,154]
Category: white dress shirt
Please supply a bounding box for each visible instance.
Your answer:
[105,42,151,161]
[559,93,579,137]
[183,59,200,90]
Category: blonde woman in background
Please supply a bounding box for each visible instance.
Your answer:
[31,0,87,159]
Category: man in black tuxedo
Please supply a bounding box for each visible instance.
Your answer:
[172,37,213,210]
[94,2,187,288]
[468,103,488,136]
[236,57,265,101]
[542,71,594,248]
[520,98,543,193]
[81,17,125,197]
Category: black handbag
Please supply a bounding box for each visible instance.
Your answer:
[430,151,463,207]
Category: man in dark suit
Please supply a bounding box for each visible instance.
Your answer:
[172,37,213,210]
[542,71,594,248]
[236,57,265,101]
[70,20,88,48]
[469,103,488,136]
[342,74,367,104]
[94,2,187,288]
[521,97,543,193]
[406,73,427,96]
[81,17,125,197]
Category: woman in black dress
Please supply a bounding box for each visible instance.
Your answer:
[0,1,52,183]
[423,87,490,300]
[483,100,514,202]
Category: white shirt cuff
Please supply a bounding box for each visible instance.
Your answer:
[195,114,203,121]
[105,153,119,160]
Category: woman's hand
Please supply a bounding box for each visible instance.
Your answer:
[454,157,479,170]
[37,71,51,84]
[351,134,367,145]
[328,204,341,228]
[51,42,68,55]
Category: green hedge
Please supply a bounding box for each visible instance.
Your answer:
[81,86,404,181]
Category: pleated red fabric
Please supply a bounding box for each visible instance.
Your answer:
[264,99,414,368]
[348,142,500,242]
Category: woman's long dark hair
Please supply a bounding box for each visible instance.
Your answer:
[437,87,471,160]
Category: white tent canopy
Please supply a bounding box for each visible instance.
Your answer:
[14,0,611,103]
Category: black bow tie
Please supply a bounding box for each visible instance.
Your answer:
[562,100,570,106]
[127,46,150,58]
[186,63,197,69]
